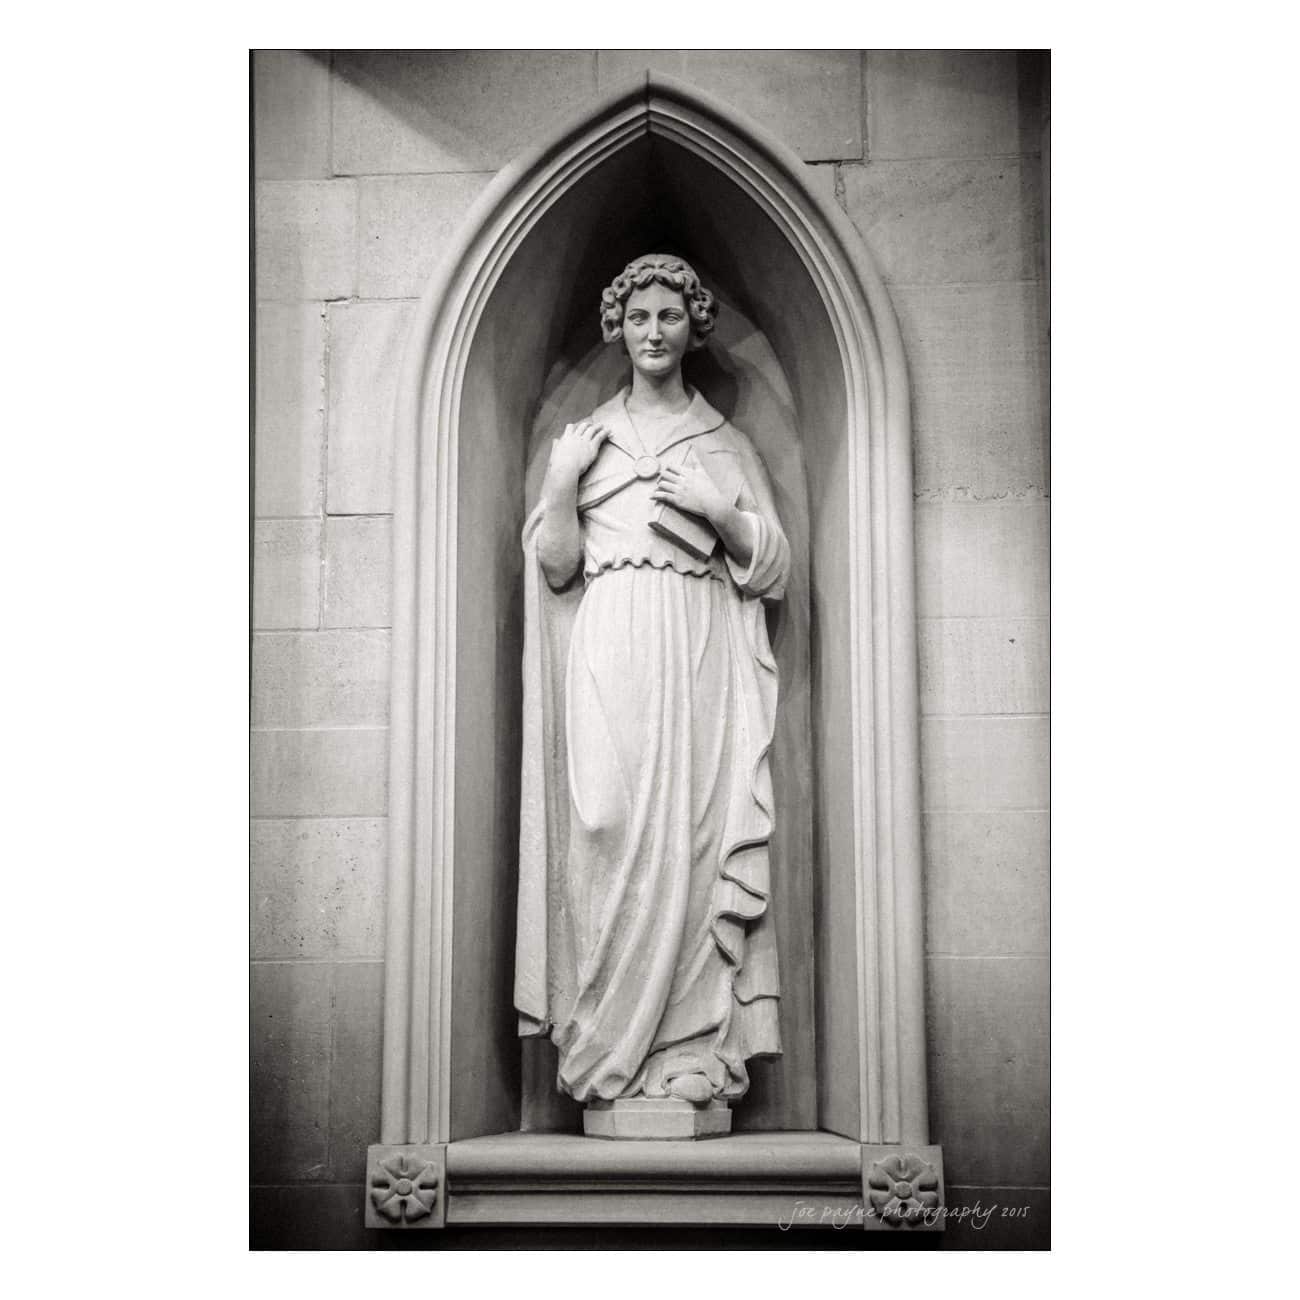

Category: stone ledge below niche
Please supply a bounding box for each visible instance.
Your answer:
[363,1132,944,1230]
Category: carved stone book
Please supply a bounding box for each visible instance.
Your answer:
[648,499,720,560]
[648,446,739,560]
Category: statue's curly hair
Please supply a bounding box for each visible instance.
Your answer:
[599,254,718,351]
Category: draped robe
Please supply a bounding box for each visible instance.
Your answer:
[515,387,790,1103]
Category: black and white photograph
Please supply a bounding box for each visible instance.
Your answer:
[249,47,1050,1251]
[13,18,1297,1286]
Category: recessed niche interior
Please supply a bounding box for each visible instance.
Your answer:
[448,134,866,1142]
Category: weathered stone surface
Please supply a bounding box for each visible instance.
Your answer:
[914,502,1049,619]
[597,50,863,161]
[942,1186,1049,1249]
[251,728,388,817]
[252,819,387,960]
[252,629,390,728]
[918,618,1048,716]
[866,51,1033,160]
[921,717,1048,811]
[251,962,333,1183]
[253,519,320,630]
[926,956,1049,1188]
[254,50,331,179]
[329,962,385,1182]
[323,516,392,629]
[359,173,493,300]
[891,282,1048,501]
[255,180,357,301]
[255,302,326,517]
[326,301,412,515]
[332,51,597,175]
[842,156,1043,284]
[923,811,1049,955]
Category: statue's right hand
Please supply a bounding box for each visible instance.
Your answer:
[546,419,609,484]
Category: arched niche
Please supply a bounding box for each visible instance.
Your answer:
[376,75,933,1202]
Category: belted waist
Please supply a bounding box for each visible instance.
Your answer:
[585,557,722,583]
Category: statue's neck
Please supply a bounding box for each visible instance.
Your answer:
[627,367,691,417]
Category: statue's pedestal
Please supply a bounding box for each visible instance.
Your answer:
[584,1098,732,1140]
[370,1133,945,1229]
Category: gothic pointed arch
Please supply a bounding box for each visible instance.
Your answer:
[379,72,929,1153]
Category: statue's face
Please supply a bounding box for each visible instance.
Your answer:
[622,282,691,378]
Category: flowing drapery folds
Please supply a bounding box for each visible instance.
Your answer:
[516,389,790,1102]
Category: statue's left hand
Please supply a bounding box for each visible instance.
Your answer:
[652,459,725,521]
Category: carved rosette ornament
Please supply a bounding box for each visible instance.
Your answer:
[866,1153,941,1228]
[369,1153,440,1224]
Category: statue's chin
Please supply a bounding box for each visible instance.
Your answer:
[630,355,680,380]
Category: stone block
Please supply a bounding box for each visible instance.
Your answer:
[918,618,1048,716]
[322,516,392,629]
[332,51,597,175]
[923,811,1049,956]
[942,1186,1050,1249]
[802,162,838,210]
[921,717,1049,812]
[584,1099,732,1140]
[255,180,357,301]
[867,51,1031,161]
[251,962,333,1183]
[891,282,1049,501]
[330,962,385,1182]
[359,173,493,300]
[597,50,863,162]
[251,728,388,817]
[254,302,326,516]
[251,818,387,961]
[253,50,331,179]
[253,519,320,630]
[252,629,390,728]
[326,301,412,515]
[914,501,1050,619]
[926,956,1049,1188]
[842,156,1043,285]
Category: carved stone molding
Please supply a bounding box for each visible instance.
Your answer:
[363,1134,946,1230]
[442,1132,865,1227]
[861,1145,945,1232]
[365,1145,447,1230]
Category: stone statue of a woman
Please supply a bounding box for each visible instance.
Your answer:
[515,254,790,1137]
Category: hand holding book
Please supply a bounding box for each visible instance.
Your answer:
[652,450,726,514]
[649,447,744,562]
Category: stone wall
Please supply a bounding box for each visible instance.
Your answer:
[251,49,1049,1249]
